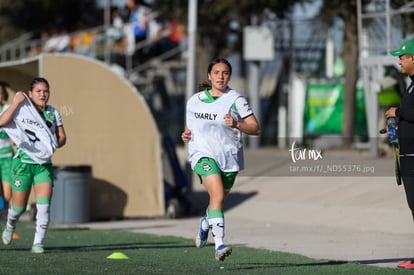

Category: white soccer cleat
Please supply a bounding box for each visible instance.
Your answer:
[215,244,232,261]
[31,243,44,254]
[2,225,13,246]
[195,217,209,248]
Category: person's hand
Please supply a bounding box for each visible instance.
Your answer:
[181,129,191,143]
[14,91,26,105]
[224,114,238,128]
[385,107,397,119]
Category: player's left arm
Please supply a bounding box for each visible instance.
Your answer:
[225,97,260,136]
[55,125,66,148]
[53,108,66,148]
[237,114,260,135]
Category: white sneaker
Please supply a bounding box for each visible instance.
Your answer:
[2,225,13,246]
[31,243,44,254]
[215,244,232,261]
[195,217,209,248]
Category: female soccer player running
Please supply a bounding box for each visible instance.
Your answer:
[181,58,260,261]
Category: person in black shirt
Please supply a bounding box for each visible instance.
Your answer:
[386,39,414,269]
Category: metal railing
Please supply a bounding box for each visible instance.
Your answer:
[0,23,186,83]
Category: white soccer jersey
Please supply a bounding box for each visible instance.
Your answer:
[0,104,11,149]
[186,88,252,172]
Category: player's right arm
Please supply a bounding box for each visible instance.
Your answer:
[181,126,191,143]
[0,92,26,127]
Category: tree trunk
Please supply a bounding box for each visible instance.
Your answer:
[341,7,358,148]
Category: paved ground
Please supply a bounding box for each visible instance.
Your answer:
[61,146,414,269]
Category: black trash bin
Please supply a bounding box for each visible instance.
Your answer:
[50,165,91,224]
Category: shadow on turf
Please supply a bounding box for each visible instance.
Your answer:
[188,191,258,215]
[3,241,195,253]
[49,242,195,252]
[51,224,181,233]
[234,260,349,269]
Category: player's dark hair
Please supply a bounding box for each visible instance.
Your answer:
[30,77,50,91]
[198,82,211,91]
[207,58,232,75]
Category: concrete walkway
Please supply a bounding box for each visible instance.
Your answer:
[69,147,414,269]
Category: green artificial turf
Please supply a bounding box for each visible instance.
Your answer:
[0,221,408,274]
